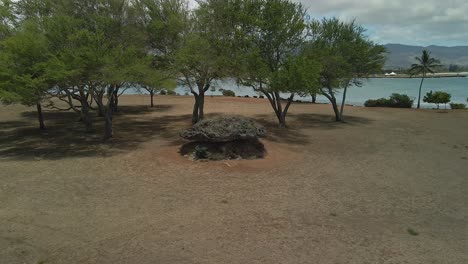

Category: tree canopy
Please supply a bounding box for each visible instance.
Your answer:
[306,18,386,121]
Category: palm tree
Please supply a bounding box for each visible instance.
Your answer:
[410,50,441,109]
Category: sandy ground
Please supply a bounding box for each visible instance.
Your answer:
[1,95,467,264]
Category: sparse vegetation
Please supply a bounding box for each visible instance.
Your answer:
[222,90,235,97]
[423,91,451,109]
[407,228,419,236]
[450,103,466,109]
[365,93,414,108]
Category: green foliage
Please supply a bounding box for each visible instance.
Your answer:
[365,93,414,108]
[0,20,67,105]
[194,145,209,159]
[450,103,466,110]
[270,55,321,95]
[222,90,235,97]
[236,0,308,87]
[407,228,419,236]
[423,91,451,109]
[0,0,16,40]
[410,50,441,76]
[307,18,386,89]
[410,50,441,108]
[305,17,386,120]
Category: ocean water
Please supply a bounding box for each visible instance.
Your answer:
[126,77,468,108]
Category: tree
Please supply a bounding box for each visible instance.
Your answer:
[306,18,386,121]
[0,20,67,130]
[423,90,451,109]
[40,0,151,140]
[234,0,319,126]
[174,0,234,124]
[0,0,16,40]
[410,50,441,109]
[140,77,176,107]
[268,56,321,126]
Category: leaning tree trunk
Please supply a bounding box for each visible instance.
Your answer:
[279,94,295,127]
[332,99,341,122]
[36,102,46,130]
[262,90,294,127]
[339,84,349,121]
[417,72,425,109]
[322,87,341,122]
[311,93,317,103]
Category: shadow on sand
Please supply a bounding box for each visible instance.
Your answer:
[0,105,182,160]
[0,107,373,161]
[252,113,373,145]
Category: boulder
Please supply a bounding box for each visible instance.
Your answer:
[180,116,266,142]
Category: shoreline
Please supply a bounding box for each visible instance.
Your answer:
[372,73,467,78]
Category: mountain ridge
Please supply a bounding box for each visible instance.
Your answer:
[384,44,468,69]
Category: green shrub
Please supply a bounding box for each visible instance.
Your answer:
[423,90,451,109]
[167,90,176,95]
[222,90,235,97]
[365,93,413,108]
[159,90,167,95]
[194,145,209,159]
[388,93,414,108]
[450,103,466,109]
[364,98,389,107]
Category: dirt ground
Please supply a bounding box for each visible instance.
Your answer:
[1,95,467,264]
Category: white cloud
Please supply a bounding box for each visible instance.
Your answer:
[299,0,468,46]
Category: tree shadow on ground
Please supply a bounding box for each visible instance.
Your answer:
[0,108,373,161]
[0,105,180,161]
[291,113,373,128]
[252,113,373,145]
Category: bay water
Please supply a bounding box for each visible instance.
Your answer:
[126,77,468,108]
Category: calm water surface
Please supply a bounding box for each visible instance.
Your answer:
[126,77,468,108]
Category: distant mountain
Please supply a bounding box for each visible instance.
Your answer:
[384,44,468,69]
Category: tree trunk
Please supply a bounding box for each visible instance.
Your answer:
[192,95,200,124]
[417,73,425,109]
[96,92,105,117]
[278,94,295,127]
[332,99,341,122]
[103,108,113,141]
[103,85,117,142]
[36,102,46,130]
[112,87,119,112]
[80,99,93,132]
[311,93,317,103]
[322,87,341,122]
[198,92,205,121]
[150,91,154,107]
[339,84,349,121]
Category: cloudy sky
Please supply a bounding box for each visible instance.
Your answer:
[299,0,468,46]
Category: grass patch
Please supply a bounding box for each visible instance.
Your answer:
[407,228,419,236]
